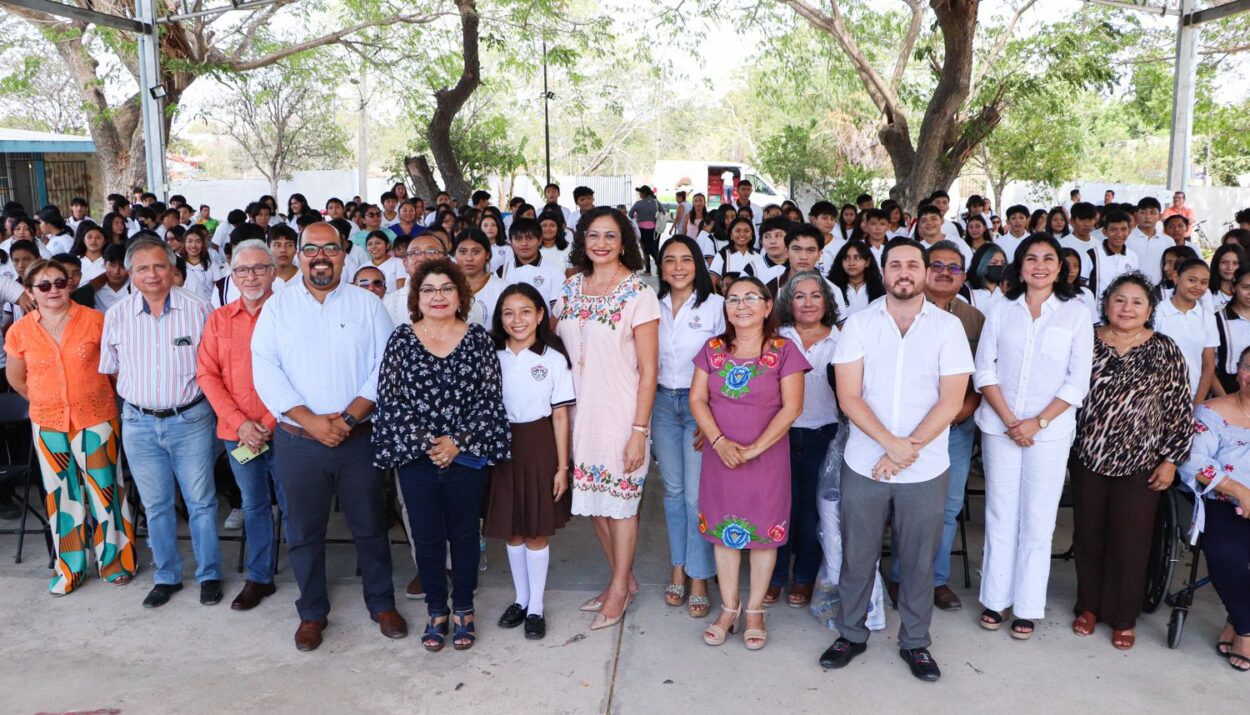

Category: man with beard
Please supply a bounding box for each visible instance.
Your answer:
[197,240,285,611]
[251,222,404,651]
[821,237,974,682]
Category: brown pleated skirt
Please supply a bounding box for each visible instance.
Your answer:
[482,418,572,539]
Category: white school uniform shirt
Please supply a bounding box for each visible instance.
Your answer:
[832,297,975,484]
[839,282,873,316]
[995,232,1029,263]
[658,292,724,390]
[467,273,507,330]
[919,235,974,268]
[498,254,566,307]
[756,255,788,285]
[367,256,407,294]
[693,231,716,261]
[490,244,514,273]
[970,287,1005,313]
[709,249,765,278]
[972,294,1093,440]
[1086,242,1138,302]
[1128,230,1193,285]
[1215,307,1250,380]
[384,284,410,328]
[66,216,93,234]
[1076,286,1099,322]
[182,261,217,303]
[1212,290,1233,311]
[80,255,107,283]
[47,234,74,255]
[211,269,292,309]
[498,345,576,424]
[1060,235,1101,279]
[886,227,911,240]
[1155,298,1219,399]
[781,325,840,429]
[0,237,52,259]
[865,242,886,267]
[540,244,572,270]
[95,281,132,313]
[818,235,847,275]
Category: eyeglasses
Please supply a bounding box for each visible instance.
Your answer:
[725,294,767,307]
[32,278,68,292]
[406,248,444,258]
[300,243,343,257]
[584,231,620,245]
[231,264,273,278]
[418,285,458,297]
[356,279,386,289]
[929,262,964,276]
[1238,363,1250,373]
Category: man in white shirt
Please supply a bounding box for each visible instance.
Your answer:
[1062,189,1080,216]
[1100,189,1115,207]
[1127,197,1176,284]
[926,191,964,243]
[997,205,1032,261]
[1087,210,1139,299]
[541,183,575,228]
[915,205,973,267]
[822,238,974,682]
[1060,203,1104,280]
[570,186,596,230]
[252,222,405,652]
[65,197,93,234]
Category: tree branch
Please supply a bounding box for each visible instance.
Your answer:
[214,11,447,71]
[971,0,1038,89]
[891,0,923,94]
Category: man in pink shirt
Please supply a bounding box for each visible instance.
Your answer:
[197,238,284,611]
[1162,191,1196,238]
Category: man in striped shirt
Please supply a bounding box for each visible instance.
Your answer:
[99,234,221,610]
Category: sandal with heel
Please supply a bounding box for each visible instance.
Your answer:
[1072,610,1096,637]
[664,583,687,607]
[703,604,741,646]
[422,616,449,652]
[452,610,476,651]
[743,609,768,651]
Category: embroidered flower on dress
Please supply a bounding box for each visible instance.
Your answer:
[698,513,708,534]
[718,361,760,399]
[720,523,752,549]
[767,522,787,542]
[709,351,727,370]
[759,351,778,369]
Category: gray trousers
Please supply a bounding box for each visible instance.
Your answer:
[837,461,948,650]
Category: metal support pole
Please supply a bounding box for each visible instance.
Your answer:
[135,0,168,200]
[1167,0,1199,192]
[357,60,369,200]
[542,39,551,187]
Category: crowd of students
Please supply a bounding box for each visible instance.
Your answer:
[0,180,1247,682]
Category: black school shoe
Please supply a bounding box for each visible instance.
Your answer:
[200,579,223,605]
[142,583,183,608]
[819,638,867,669]
[899,647,942,682]
[498,603,527,628]
[524,614,546,640]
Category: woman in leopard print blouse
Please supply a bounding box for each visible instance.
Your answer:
[1070,272,1193,651]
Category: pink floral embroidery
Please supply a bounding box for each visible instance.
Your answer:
[767,522,787,542]
[709,351,727,370]
[759,351,779,369]
[1194,420,1209,433]
[1225,464,1236,473]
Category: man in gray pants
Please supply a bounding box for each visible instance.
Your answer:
[822,238,974,682]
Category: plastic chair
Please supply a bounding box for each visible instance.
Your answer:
[0,392,54,567]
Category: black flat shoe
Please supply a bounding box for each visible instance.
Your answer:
[142,583,183,608]
[524,613,546,640]
[819,637,866,670]
[498,603,527,629]
[899,647,942,682]
[200,580,223,606]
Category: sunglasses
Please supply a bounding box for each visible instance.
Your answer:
[33,278,69,292]
[356,279,386,289]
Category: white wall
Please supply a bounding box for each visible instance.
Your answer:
[170,170,395,216]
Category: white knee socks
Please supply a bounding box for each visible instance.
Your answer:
[507,543,529,609]
[525,546,550,617]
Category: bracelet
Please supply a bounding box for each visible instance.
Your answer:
[711,434,725,448]
[557,466,569,472]
[632,424,649,436]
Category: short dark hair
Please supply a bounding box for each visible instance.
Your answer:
[103,243,127,266]
[929,190,950,201]
[759,217,792,240]
[808,200,836,218]
[737,179,753,189]
[508,217,541,242]
[1006,204,1030,219]
[70,196,88,208]
[573,186,594,201]
[52,252,81,269]
[1070,189,1081,198]
[1137,197,1162,212]
[1070,202,1098,221]
[881,237,929,268]
[855,193,873,205]
[1163,213,1189,227]
[784,222,825,249]
[915,204,943,220]
[380,191,398,203]
[927,240,967,269]
[1104,210,1133,227]
[407,257,472,322]
[471,190,491,205]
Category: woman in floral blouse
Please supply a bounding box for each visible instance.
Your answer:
[1179,344,1250,673]
[373,257,510,652]
[689,276,808,650]
[1071,272,1193,651]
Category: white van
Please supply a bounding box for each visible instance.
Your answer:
[649,161,787,215]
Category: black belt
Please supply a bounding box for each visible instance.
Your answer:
[129,394,206,418]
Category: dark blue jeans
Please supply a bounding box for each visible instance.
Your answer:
[398,458,487,617]
[771,423,837,588]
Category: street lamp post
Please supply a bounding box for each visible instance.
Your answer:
[543,38,552,187]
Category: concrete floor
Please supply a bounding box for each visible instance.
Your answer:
[0,467,1243,715]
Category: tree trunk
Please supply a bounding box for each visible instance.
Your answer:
[404,155,442,201]
[425,0,480,205]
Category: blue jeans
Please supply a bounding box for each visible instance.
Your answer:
[889,417,975,587]
[772,423,836,587]
[224,439,287,584]
[398,457,487,617]
[121,399,222,585]
[651,388,714,580]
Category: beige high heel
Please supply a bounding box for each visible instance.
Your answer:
[743,609,768,650]
[703,604,741,646]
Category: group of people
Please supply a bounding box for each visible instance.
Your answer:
[0,181,1247,682]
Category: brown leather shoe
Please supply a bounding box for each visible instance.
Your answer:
[372,609,409,639]
[886,580,899,609]
[933,585,962,612]
[405,575,424,600]
[294,619,327,652]
[231,581,277,611]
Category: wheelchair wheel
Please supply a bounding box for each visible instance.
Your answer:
[1167,608,1185,649]
[1143,490,1180,614]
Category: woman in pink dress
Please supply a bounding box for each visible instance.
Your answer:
[554,207,660,631]
[690,276,808,650]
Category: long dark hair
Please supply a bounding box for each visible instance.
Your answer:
[569,206,644,273]
[826,239,884,303]
[489,282,572,368]
[1209,244,1247,295]
[538,209,569,250]
[716,276,779,356]
[1003,233,1074,301]
[710,205,737,247]
[657,236,715,308]
[1046,206,1070,238]
[480,213,507,247]
[1155,244,1200,295]
[70,220,103,257]
[100,211,128,244]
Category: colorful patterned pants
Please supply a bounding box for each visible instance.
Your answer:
[32,418,136,595]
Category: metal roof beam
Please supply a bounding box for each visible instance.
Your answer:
[0,0,151,32]
[1185,0,1250,26]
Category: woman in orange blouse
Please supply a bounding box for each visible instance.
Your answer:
[5,259,135,595]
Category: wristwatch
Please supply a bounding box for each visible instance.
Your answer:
[632,424,650,437]
[1037,417,1050,430]
[342,413,360,428]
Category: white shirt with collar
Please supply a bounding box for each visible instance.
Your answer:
[80,255,107,283]
[781,324,840,429]
[467,273,508,330]
[840,282,874,316]
[818,235,847,275]
[1155,297,1219,399]
[710,249,766,279]
[251,278,393,426]
[212,269,292,309]
[498,344,576,424]
[972,293,1094,440]
[756,255,788,285]
[1060,234,1102,279]
[66,216,93,234]
[364,256,407,294]
[1129,231,1195,285]
[95,281,132,313]
[919,235,974,268]
[1086,242,1138,301]
[832,297,975,484]
[384,284,410,328]
[658,291,724,390]
[995,232,1029,263]
[498,254,567,306]
[490,244,514,273]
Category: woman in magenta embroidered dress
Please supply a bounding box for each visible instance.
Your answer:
[690,276,808,650]
[554,207,660,631]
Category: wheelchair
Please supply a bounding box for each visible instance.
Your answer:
[1142,485,1213,649]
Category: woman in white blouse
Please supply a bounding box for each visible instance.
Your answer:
[973,234,1094,640]
[651,236,724,619]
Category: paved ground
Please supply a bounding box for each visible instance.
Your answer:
[0,467,1242,715]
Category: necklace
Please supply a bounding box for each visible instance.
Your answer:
[419,320,453,343]
[40,309,70,334]
[1104,327,1146,354]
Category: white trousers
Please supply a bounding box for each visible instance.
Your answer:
[978,432,1073,619]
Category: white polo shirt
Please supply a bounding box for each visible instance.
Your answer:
[710,249,766,278]
[1060,235,1102,279]
[781,325,840,429]
[498,254,566,306]
[498,344,576,424]
[1155,298,1219,399]
[490,244,514,273]
[919,235,974,268]
[832,298,975,484]
[995,232,1029,263]
[659,291,724,390]
[756,255,788,285]
[1129,231,1193,285]
[840,282,874,316]
[467,273,507,330]
[818,235,847,275]
[1086,242,1139,301]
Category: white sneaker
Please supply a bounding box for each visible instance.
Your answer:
[223,508,244,530]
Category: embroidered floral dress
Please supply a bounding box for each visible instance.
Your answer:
[695,336,810,550]
[555,272,661,519]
